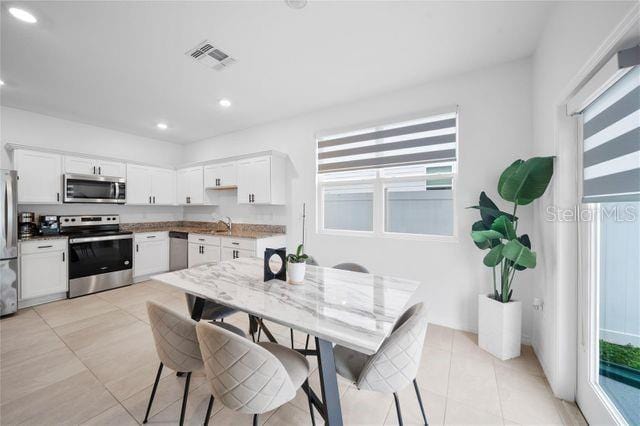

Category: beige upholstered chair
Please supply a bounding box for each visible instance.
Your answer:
[144,301,245,425]
[333,303,429,425]
[196,320,315,426]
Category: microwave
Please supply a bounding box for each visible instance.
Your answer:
[64,174,126,204]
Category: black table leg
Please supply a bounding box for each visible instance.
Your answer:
[315,337,344,426]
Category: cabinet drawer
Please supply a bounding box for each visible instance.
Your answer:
[188,234,220,246]
[135,232,169,242]
[20,239,67,255]
[220,237,256,252]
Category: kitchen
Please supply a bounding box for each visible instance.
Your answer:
[1,148,288,312]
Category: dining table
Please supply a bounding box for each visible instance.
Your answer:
[152,257,421,426]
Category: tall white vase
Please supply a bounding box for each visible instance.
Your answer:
[478,294,522,360]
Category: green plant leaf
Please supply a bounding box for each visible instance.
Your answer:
[471,229,504,244]
[471,221,491,250]
[296,244,304,257]
[467,192,517,227]
[491,216,516,240]
[483,244,504,267]
[508,234,531,271]
[498,157,554,205]
[502,239,537,269]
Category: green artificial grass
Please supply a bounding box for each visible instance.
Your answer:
[600,340,640,370]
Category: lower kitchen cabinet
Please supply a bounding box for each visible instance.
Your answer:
[19,239,68,306]
[134,232,170,278]
[188,234,220,267]
[220,246,253,260]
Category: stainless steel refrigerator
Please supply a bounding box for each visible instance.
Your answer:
[1,170,18,316]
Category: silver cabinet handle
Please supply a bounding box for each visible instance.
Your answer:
[5,178,15,247]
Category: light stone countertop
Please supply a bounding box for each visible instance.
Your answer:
[152,257,420,355]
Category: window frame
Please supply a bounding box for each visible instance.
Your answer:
[317,166,458,242]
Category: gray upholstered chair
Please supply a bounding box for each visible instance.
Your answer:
[196,321,315,426]
[185,293,236,321]
[333,303,429,425]
[144,301,245,425]
[332,262,369,273]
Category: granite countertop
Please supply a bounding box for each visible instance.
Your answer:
[19,235,68,242]
[120,221,285,240]
[153,257,420,355]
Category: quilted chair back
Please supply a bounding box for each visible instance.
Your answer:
[146,301,204,372]
[356,302,428,393]
[333,262,369,273]
[196,321,297,414]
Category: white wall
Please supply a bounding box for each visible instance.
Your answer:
[183,58,535,336]
[530,1,637,399]
[0,106,184,222]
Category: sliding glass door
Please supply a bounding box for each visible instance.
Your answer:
[576,65,639,425]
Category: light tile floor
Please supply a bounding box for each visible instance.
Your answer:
[0,281,583,425]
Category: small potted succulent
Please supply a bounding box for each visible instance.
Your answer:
[286,244,309,284]
[470,156,554,360]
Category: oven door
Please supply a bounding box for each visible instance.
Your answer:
[68,234,133,279]
[64,174,126,204]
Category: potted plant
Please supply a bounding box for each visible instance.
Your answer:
[469,156,554,360]
[287,244,309,284]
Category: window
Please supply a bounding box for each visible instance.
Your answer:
[317,111,458,238]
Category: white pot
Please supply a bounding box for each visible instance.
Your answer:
[287,262,306,284]
[478,294,522,360]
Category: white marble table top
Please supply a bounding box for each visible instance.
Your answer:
[152,257,420,355]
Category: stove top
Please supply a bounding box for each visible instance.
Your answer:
[59,215,129,238]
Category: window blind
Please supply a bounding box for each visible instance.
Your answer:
[582,66,640,203]
[317,112,457,174]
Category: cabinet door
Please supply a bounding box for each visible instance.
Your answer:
[221,247,253,260]
[219,162,237,187]
[177,169,189,205]
[236,159,253,204]
[126,164,152,204]
[188,242,204,267]
[203,164,220,189]
[64,156,95,175]
[135,239,169,276]
[201,244,220,264]
[250,156,271,204]
[20,251,67,299]
[97,160,126,178]
[187,167,204,204]
[14,150,62,204]
[151,168,176,205]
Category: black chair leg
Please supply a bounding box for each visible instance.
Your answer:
[257,325,262,342]
[143,362,163,423]
[302,379,316,426]
[393,392,403,426]
[179,372,192,426]
[253,413,259,426]
[290,328,295,349]
[304,334,310,351]
[203,394,214,426]
[413,379,429,425]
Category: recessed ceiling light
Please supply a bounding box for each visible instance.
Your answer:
[219,98,231,108]
[285,0,307,9]
[9,7,37,24]
[0,80,4,86]
[156,122,168,130]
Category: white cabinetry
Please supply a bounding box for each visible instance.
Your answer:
[134,232,170,278]
[14,150,63,204]
[126,164,176,205]
[19,239,68,305]
[204,162,237,189]
[237,155,286,205]
[188,234,220,267]
[64,155,126,178]
[177,166,204,205]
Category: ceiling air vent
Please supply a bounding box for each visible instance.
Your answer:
[186,40,236,71]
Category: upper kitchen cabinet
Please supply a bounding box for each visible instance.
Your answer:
[204,161,237,189]
[237,155,286,205]
[14,149,63,204]
[177,166,204,205]
[64,155,126,178]
[126,164,176,205]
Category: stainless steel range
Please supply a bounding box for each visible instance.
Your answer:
[60,215,133,298]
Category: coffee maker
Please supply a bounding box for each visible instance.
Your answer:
[18,212,39,238]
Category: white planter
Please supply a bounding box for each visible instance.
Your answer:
[478,294,522,360]
[287,262,306,284]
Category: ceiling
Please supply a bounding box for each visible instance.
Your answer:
[0,1,553,144]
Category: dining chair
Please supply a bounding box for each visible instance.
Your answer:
[185,293,236,322]
[144,301,245,425]
[196,320,316,426]
[333,302,429,425]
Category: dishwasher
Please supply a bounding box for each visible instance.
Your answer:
[169,231,188,271]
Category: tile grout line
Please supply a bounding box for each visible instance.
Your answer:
[31,305,137,424]
[441,331,454,425]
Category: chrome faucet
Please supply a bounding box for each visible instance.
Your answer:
[221,216,232,234]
